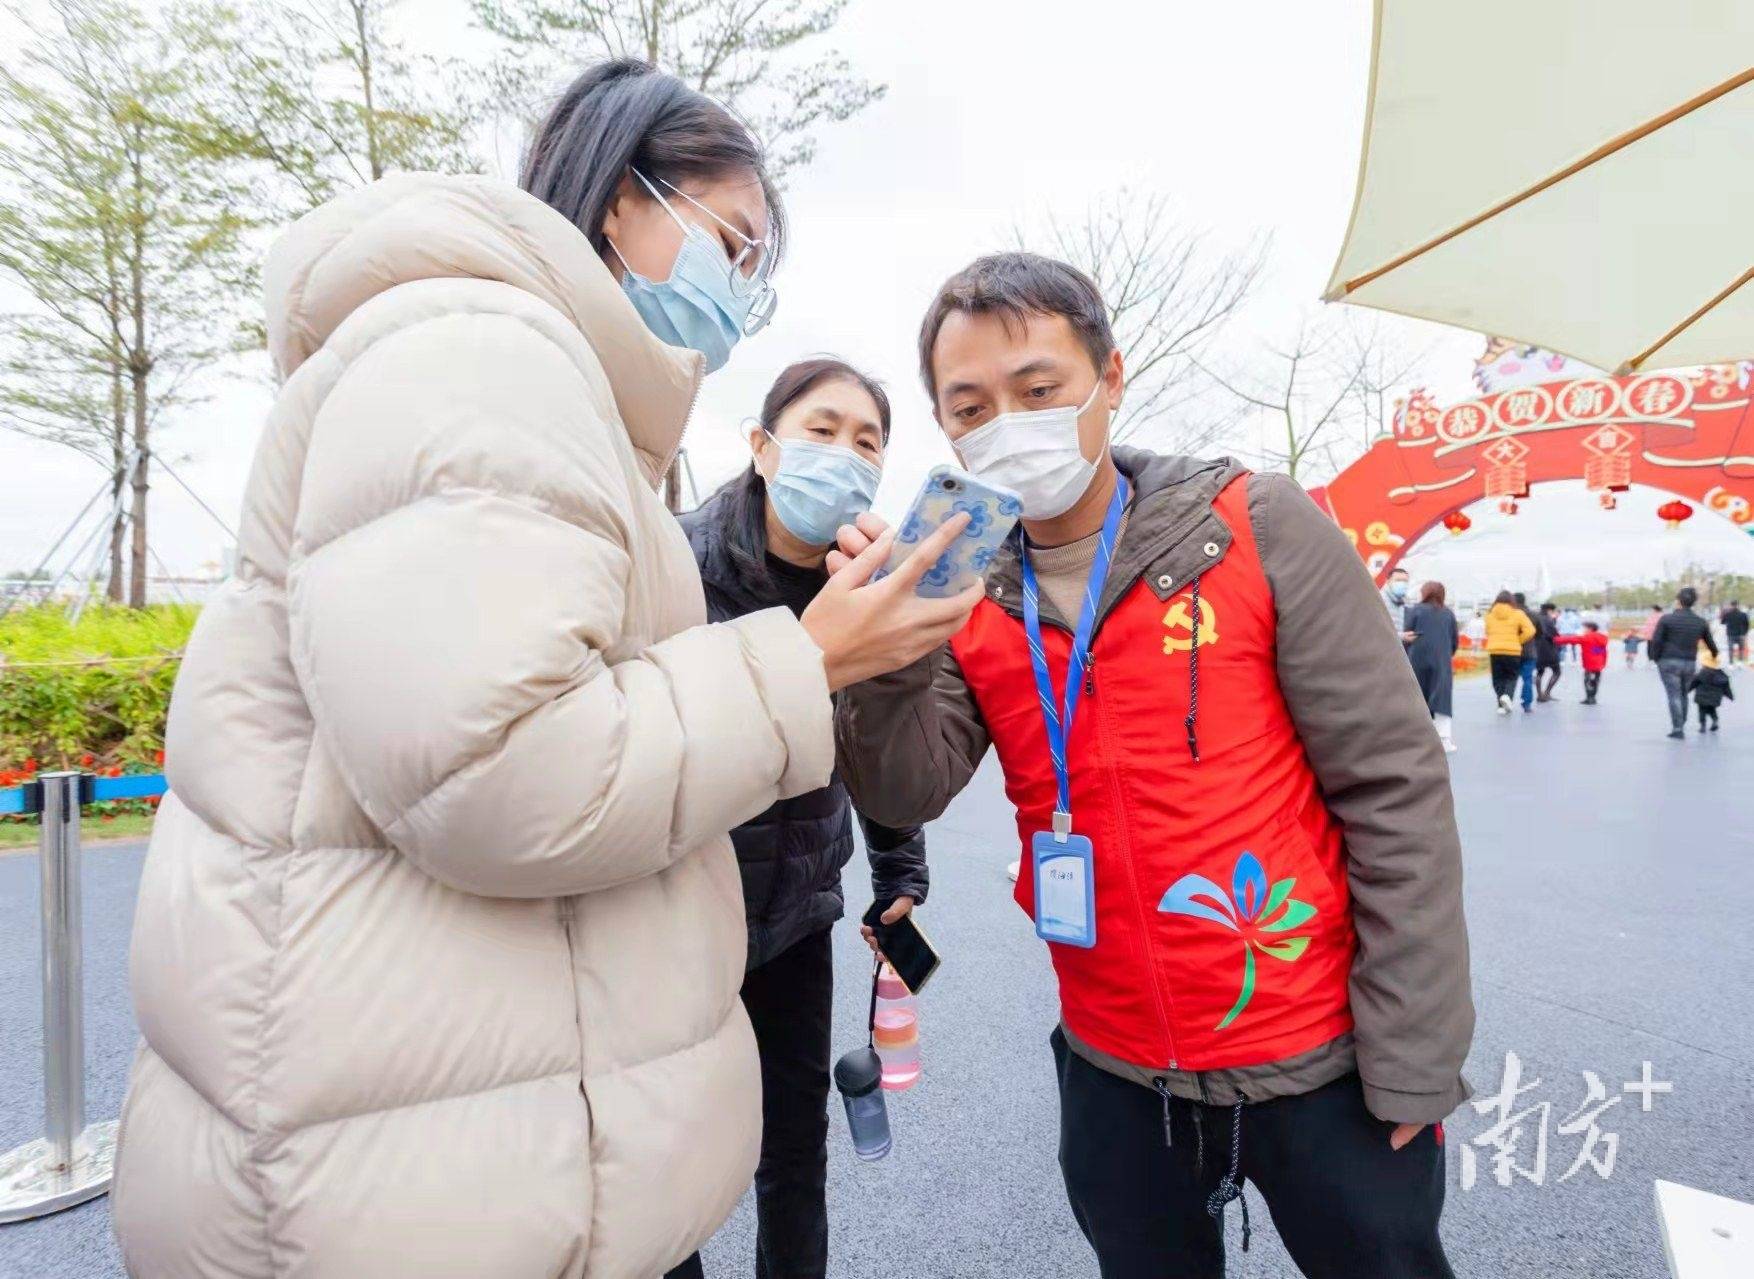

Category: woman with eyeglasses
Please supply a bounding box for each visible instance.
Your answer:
[112,60,980,1279]
[670,359,928,1279]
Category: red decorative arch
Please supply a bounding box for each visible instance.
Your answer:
[1308,364,1754,583]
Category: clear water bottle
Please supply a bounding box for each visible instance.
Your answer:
[833,1046,892,1161]
[872,963,921,1090]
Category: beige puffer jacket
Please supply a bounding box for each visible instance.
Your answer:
[111,174,835,1278]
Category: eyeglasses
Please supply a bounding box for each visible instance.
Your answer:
[634,169,778,334]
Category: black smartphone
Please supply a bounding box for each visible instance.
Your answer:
[861,900,942,994]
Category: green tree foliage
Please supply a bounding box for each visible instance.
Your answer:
[202,0,484,209]
[473,0,885,178]
[0,0,263,607]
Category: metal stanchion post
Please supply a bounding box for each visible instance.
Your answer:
[0,771,119,1223]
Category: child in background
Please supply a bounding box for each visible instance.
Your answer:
[1689,649,1733,732]
[1622,629,1641,669]
[1556,622,1611,704]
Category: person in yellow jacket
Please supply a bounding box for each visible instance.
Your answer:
[1484,591,1537,714]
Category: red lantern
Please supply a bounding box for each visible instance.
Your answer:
[1441,510,1472,536]
[1498,498,1520,516]
[1657,499,1694,529]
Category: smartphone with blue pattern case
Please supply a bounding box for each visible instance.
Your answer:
[875,466,1024,598]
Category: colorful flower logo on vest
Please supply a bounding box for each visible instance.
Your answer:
[1159,850,1317,1030]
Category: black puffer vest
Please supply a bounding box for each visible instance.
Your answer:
[680,490,928,970]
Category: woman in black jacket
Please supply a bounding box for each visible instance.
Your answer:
[1404,579,1460,752]
[672,358,927,1279]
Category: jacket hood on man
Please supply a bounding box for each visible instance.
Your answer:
[113,175,836,1279]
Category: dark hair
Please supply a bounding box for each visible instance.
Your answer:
[917,252,1115,399]
[1389,567,1410,579]
[711,358,892,588]
[1513,591,1527,605]
[1583,621,1600,631]
[1677,585,1698,608]
[1494,590,1515,605]
[520,59,784,261]
[1420,580,1445,606]
[1541,601,1557,613]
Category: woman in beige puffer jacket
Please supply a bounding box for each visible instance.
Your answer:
[112,62,979,1279]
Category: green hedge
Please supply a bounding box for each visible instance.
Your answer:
[0,602,195,773]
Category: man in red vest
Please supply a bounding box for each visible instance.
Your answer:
[835,253,1472,1278]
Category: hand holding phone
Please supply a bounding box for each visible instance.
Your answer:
[874,466,1022,598]
[860,899,941,994]
[802,508,982,691]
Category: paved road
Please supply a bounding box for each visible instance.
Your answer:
[2,671,1750,1278]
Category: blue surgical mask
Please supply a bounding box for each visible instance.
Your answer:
[608,171,775,374]
[764,436,881,547]
[1389,581,1408,602]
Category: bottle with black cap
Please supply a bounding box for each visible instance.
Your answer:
[833,959,893,1161]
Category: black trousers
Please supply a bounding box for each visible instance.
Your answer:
[1583,670,1601,702]
[1699,703,1719,729]
[1053,1028,1455,1279]
[667,929,835,1279]
[1489,653,1521,700]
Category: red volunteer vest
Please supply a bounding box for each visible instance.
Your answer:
[950,474,1356,1072]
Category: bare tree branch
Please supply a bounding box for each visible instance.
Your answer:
[473,0,884,181]
[1199,306,1429,482]
[1015,187,1266,452]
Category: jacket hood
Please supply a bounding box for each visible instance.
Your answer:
[263,172,703,481]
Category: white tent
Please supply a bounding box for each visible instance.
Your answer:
[1324,2,1754,375]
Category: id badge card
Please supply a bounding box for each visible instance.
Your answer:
[1032,832,1096,949]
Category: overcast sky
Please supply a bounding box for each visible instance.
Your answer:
[3,0,1751,591]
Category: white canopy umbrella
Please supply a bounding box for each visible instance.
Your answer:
[1324,2,1754,375]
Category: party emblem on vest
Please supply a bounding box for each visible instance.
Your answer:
[1158,851,1317,1030]
[1161,594,1219,655]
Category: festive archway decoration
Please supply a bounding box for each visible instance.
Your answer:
[1308,363,1754,582]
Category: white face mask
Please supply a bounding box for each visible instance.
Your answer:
[953,380,1104,519]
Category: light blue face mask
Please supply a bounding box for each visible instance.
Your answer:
[764,435,882,547]
[609,171,775,374]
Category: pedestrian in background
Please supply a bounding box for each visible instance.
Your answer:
[1650,586,1718,740]
[1405,580,1460,750]
[1382,566,1412,647]
[1721,599,1750,667]
[1556,622,1610,705]
[1534,602,1563,703]
[1689,649,1733,733]
[1485,590,1536,714]
[1513,591,1540,711]
[1637,603,1664,667]
[1622,628,1641,669]
[1557,605,1582,665]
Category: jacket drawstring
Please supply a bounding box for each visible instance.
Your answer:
[1184,574,1202,763]
[1205,1099,1250,1252]
[1151,1077,1174,1149]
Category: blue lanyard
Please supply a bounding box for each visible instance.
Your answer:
[1020,477,1129,836]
